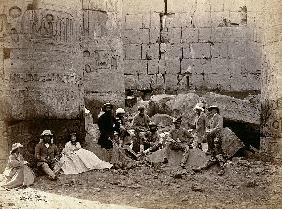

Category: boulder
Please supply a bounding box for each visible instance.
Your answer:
[202,92,260,125]
[221,127,245,158]
[151,114,174,128]
[172,93,201,128]
[147,94,176,116]
[147,148,210,169]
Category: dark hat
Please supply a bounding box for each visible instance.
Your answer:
[149,121,157,127]
[173,116,182,124]
[208,105,220,113]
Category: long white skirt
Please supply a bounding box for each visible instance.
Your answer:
[61,148,112,175]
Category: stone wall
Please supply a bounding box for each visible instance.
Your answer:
[82,0,125,120]
[260,0,282,161]
[122,0,263,94]
[0,0,84,169]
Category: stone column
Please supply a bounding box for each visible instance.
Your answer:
[81,0,125,121]
[260,0,282,162]
[0,0,84,169]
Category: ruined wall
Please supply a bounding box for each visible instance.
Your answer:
[122,0,262,94]
[0,0,84,169]
[81,0,125,119]
[260,0,282,161]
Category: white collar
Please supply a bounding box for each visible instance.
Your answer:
[45,143,50,148]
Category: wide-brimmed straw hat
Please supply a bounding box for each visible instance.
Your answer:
[10,143,23,153]
[208,105,220,113]
[193,103,204,112]
[116,108,125,114]
[41,130,53,136]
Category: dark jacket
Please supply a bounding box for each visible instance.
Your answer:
[97,111,115,149]
[34,142,59,165]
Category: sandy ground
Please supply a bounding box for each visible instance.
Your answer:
[1,158,282,209]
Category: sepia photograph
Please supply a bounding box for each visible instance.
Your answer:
[0,0,281,208]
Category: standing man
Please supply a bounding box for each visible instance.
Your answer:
[131,105,150,153]
[193,103,206,149]
[193,105,225,175]
[98,102,115,150]
[35,130,60,180]
[163,117,193,168]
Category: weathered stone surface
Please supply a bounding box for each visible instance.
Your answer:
[147,94,176,116]
[147,148,210,169]
[221,127,245,158]
[203,92,260,125]
[151,114,174,128]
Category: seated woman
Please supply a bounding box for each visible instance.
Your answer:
[60,133,112,175]
[1,143,35,189]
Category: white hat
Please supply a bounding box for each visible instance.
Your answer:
[193,103,204,112]
[41,130,53,136]
[116,108,125,114]
[10,143,23,153]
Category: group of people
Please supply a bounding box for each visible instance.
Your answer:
[1,101,225,189]
[96,102,225,174]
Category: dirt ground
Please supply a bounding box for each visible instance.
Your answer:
[1,158,282,209]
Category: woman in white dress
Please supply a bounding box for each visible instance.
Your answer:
[60,133,112,175]
[2,143,35,189]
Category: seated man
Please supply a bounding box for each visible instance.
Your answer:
[35,130,61,180]
[131,105,151,153]
[163,117,193,168]
[140,122,163,155]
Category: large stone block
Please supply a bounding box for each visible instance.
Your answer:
[148,59,159,74]
[168,27,182,43]
[168,0,197,13]
[182,44,192,59]
[181,58,211,74]
[124,14,143,29]
[211,27,224,42]
[85,69,124,93]
[149,27,160,43]
[165,59,181,74]
[228,41,247,58]
[124,60,141,75]
[164,74,179,91]
[124,44,141,60]
[199,27,212,42]
[221,127,245,159]
[137,74,155,90]
[211,43,228,58]
[166,44,182,59]
[182,28,199,43]
[211,11,230,27]
[193,11,212,28]
[190,43,211,59]
[123,29,150,44]
[202,92,261,125]
[191,73,205,89]
[211,58,229,74]
[125,75,137,89]
[123,0,164,13]
[141,43,159,60]
[210,0,224,12]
